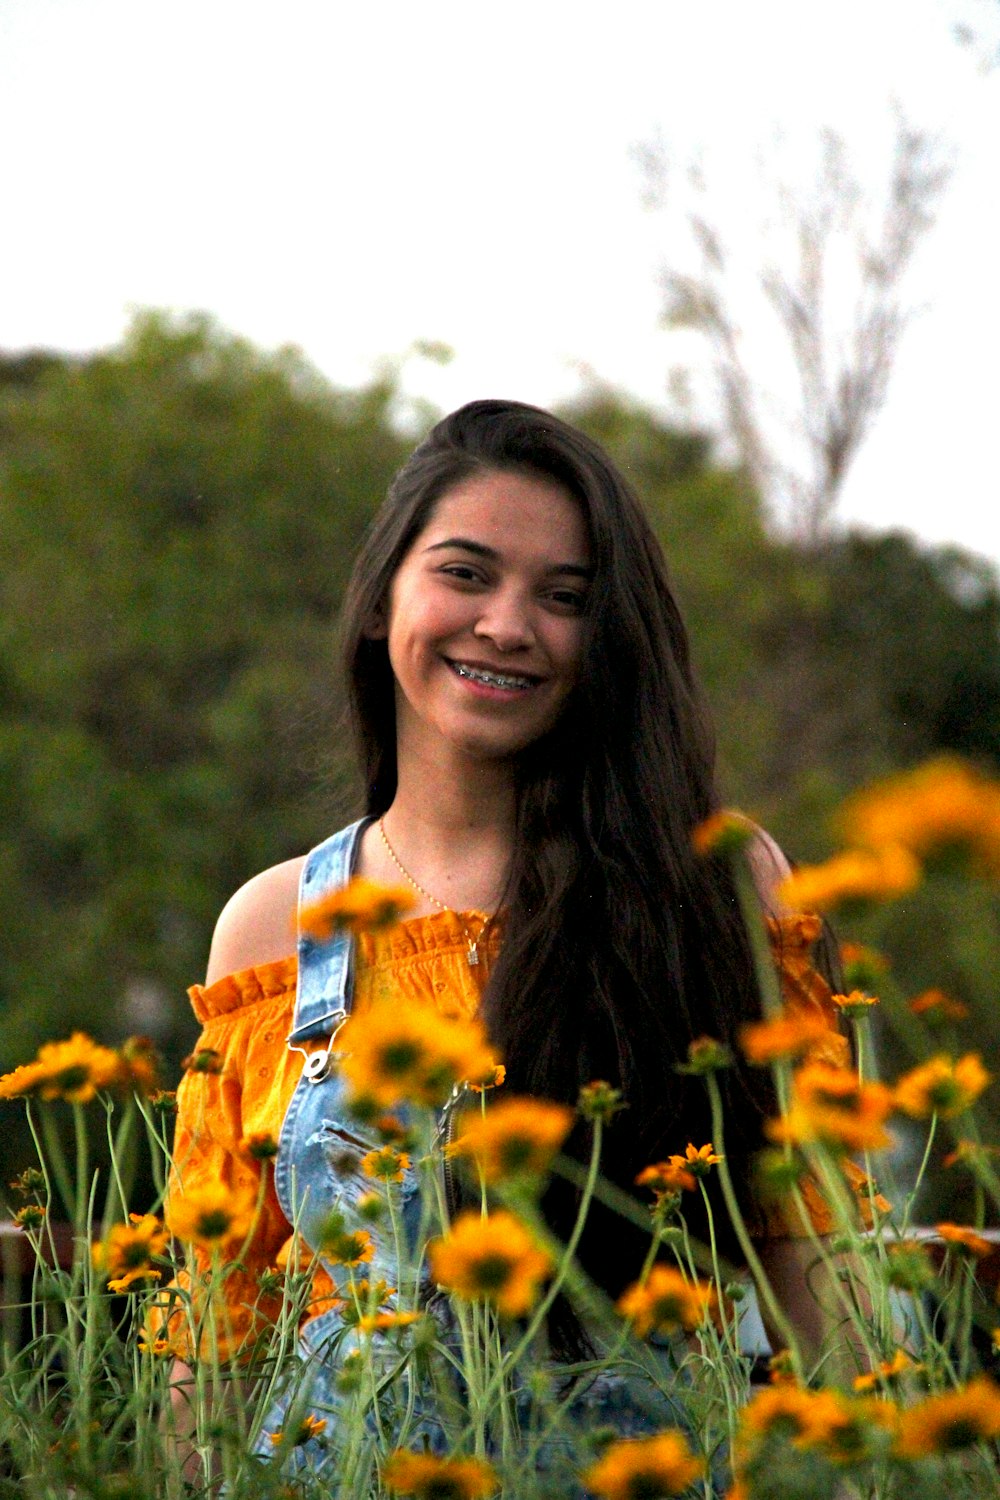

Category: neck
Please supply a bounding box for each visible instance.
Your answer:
[375,739,516,914]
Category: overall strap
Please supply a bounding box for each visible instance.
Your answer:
[289,817,370,1043]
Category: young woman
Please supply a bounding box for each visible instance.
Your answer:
[162,400,845,1469]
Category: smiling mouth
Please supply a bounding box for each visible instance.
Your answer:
[448,661,538,692]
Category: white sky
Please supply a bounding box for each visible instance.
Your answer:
[2,0,999,562]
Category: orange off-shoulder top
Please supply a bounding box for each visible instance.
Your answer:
[153,910,861,1361]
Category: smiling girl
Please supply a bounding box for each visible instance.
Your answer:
[162,400,846,1474]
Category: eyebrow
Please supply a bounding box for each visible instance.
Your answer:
[423,537,593,579]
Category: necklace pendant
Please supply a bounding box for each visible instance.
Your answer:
[467,942,480,967]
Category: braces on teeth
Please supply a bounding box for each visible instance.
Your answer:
[453,663,531,690]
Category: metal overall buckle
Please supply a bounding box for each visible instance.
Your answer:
[286,1007,349,1084]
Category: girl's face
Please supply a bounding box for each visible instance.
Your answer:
[381,468,592,766]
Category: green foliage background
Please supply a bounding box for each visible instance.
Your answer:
[3,311,999,1214]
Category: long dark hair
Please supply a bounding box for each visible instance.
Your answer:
[341,400,775,1334]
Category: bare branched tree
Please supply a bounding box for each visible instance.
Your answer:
[641,117,951,537]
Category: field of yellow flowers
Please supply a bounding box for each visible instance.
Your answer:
[3,758,1000,1498]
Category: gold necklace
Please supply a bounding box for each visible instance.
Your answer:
[378,817,493,968]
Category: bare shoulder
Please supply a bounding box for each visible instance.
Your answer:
[745,826,793,916]
[204,855,307,985]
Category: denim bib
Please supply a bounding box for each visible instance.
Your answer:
[274,819,421,1340]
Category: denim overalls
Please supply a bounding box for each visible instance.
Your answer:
[254,819,698,1483]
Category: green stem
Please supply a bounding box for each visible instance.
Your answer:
[704,1072,803,1378]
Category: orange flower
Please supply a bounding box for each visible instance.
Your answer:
[382,1449,497,1498]
[583,1430,704,1498]
[168,1183,257,1250]
[908,988,969,1022]
[936,1222,994,1257]
[777,845,920,914]
[767,1063,894,1153]
[894,1053,990,1119]
[853,1350,920,1392]
[269,1414,327,1448]
[428,1209,553,1317]
[740,1010,831,1065]
[894,1376,1000,1457]
[92,1214,169,1292]
[692,808,755,857]
[299,876,415,941]
[339,998,496,1111]
[0,1032,122,1104]
[737,1384,892,1462]
[635,1160,695,1195]
[468,1063,506,1093]
[839,756,1000,878]
[831,990,879,1012]
[617,1264,716,1337]
[448,1096,573,1182]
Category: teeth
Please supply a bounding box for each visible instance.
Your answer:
[453,662,532,691]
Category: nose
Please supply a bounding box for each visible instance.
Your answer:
[472,586,535,653]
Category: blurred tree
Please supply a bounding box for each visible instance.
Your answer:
[639,118,951,537]
[0,311,412,1078]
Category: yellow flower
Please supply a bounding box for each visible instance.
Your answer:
[839,756,1000,877]
[894,1376,1000,1457]
[316,1211,376,1267]
[617,1264,716,1337]
[339,998,496,1111]
[777,845,920,914]
[740,1010,832,1065]
[583,1430,704,1498]
[360,1146,411,1182]
[428,1209,553,1317]
[92,1214,169,1291]
[448,1096,574,1182]
[356,1310,423,1335]
[168,1183,257,1249]
[269,1414,327,1448]
[936,1222,994,1257]
[894,1053,990,1119]
[0,1032,122,1104]
[691,808,755,857]
[767,1063,894,1153]
[299,876,415,941]
[382,1449,498,1498]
